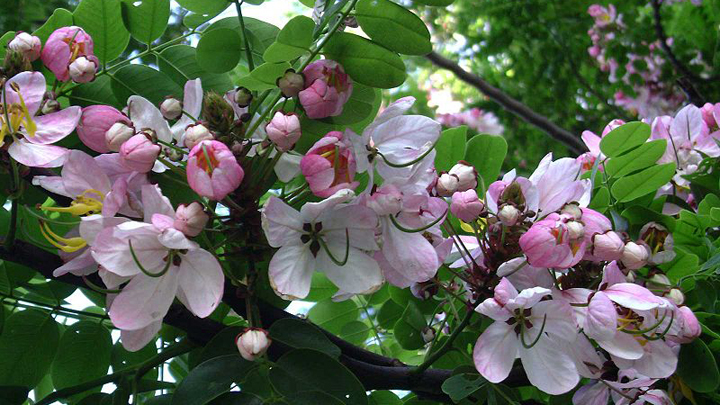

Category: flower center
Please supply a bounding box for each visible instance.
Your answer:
[44,189,105,216]
[0,87,37,143]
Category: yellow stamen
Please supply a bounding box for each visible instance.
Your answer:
[14,90,37,137]
[39,222,87,253]
[42,189,105,216]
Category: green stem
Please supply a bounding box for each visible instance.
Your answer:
[413,306,474,375]
[234,0,255,71]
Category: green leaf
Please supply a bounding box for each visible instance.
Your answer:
[368,391,402,405]
[321,83,379,125]
[171,354,255,405]
[270,349,368,405]
[589,186,610,212]
[307,299,359,334]
[51,321,112,389]
[198,326,243,365]
[210,392,263,404]
[120,0,171,44]
[0,386,28,405]
[412,0,454,5]
[435,126,467,173]
[0,32,14,60]
[269,318,342,358]
[339,320,370,345]
[0,309,60,387]
[250,61,292,86]
[605,139,667,178]
[157,44,234,93]
[324,32,406,89]
[74,0,131,63]
[263,16,314,62]
[599,121,651,158]
[111,341,158,380]
[183,11,222,29]
[196,28,244,73]
[304,273,339,302]
[377,299,404,329]
[676,338,720,392]
[110,64,182,105]
[33,8,74,44]
[356,0,432,55]
[464,134,508,192]
[177,0,230,14]
[204,17,279,66]
[441,373,487,402]
[393,302,427,350]
[69,75,122,108]
[291,391,346,405]
[611,163,676,203]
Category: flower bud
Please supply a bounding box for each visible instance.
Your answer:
[105,122,136,152]
[566,220,585,241]
[299,60,352,119]
[668,288,685,306]
[421,327,436,343]
[76,105,131,153]
[183,123,214,149]
[203,91,236,134]
[498,204,520,226]
[234,87,253,108]
[8,32,41,61]
[411,281,438,300]
[68,56,97,83]
[187,140,245,200]
[235,328,271,361]
[277,69,305,98]
[3,49,31,77]
[451,189,485,223]
[265,111,301,152]
[174,202,209,237]
[448,161,478,192]
[120,134,160,173]
[435,173,458,197]
[367,185,402,216]
[592,231,624,261]
[649,273,671,287]
[160,97,183,121]
[561,203,582,220]
[621,241,649,270]
[41,98,61,115]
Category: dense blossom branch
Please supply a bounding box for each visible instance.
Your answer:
[425,51,586,154]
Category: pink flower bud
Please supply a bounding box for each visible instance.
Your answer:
[277,69,305,98]
[592,231,624,261]
[367,184,402,216]
[451,189,484,222]
[120,134,160,173]
[498,204,520,226]
[187,140,244,200]
[566,220,585,240]
[560,203,582,220]
[298,60,353,119]
[701,103,717,128]
[106,122,136,152]
[676,306,700,342]
[519,213,586,268]
[8,32,41,61]
[76,105,132,153]
[41,26,97,82]
[265,111,301,152]
[68,56,97,83]
[160,97,183,120]
[174,202,208,237]
[235,328,271,361]
[448,161,478,192]
[435,173,458,197]
[668,288,684,306]
[621,241,649,270]
[184,123,214,149]
[300,131,358,198]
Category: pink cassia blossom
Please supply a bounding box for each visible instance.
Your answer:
[0,71,81,167]
[519,213,586,269]
[41,26,99,82]
[298,59,353,119]
[300,130,359,197]
[187,140,244,200]
[77,105,132,153]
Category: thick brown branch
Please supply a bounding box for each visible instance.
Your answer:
[425,51,586,154]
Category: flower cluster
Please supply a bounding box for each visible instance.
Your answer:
[436,108,504,135]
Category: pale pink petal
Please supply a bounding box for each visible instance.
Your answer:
[299,188,354,223]
[99,268,132,290]
[8,140,67,168]
[584,292,618,341]
[120,321,162,352]
[519,337,579,395]
[78,215,130,245]
[177,249,224,318]
[472,322,518,383]
[262,196,303,247]
[631,340,677,378]
[108,271,179,330]
[53,249,97,277]
[316,247,384,295]
[128,95,173,143]
[268,243,315,300]
[141,184,175,221]
[605,283,662,311]
[494,277,519,306]
[599,331,644,360]
[475,297,512,322]
[152,214,176,232]
[5,71,45,115]
[379,220,438,283]
[91,224,166,277]
[158,228,198,250]
[572,382,608,405]
[61,150,111,197]
[24,106,81,144]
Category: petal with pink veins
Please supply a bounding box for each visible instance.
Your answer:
[177,249,224,318]
[108,271,179,330]
[473,322,518,383]
[8,140,67,168]
[23,106,81,144]
[268,243,315,299]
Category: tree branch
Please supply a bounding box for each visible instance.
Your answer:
[425,51,586,154]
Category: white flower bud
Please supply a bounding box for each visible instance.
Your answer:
[160,97,183,120]
[668,288,685,306]
[235,328,271,361]
[183,123,214,149]
[436,173,459,197]
[621,241,649,270]
[498,205,521,226]
[592,231,624,261]
[68,56,97,83]
[448,161,478,192]
[561,203,582,220]
[8,32,41,61]
[566,220,585,241]
[41,99,60,115]
[105,122,135,152]
[649,273,671,287]
[174,203,209,237]
[421,327,436,343]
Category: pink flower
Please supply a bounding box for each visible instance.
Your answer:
[173,203,209,237]
[1,71,81,167]
[265,111,301,152]
[120,134,160,173]
[77,105,132,153]
[591,231,625,261]
[172,79,203,142]
[41,26,99,82]
[300,131,359,197]
[473,278,579,395]
[528,153,590,215]
[91,185,224,331]
[8,32,41,61]
[236,328,271,361]
[298,60,353,119]
[451,189,484,222]
[187,140,244,200]
[519,213,586,268]
[262,189,383,299]
[448,161,478,191]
